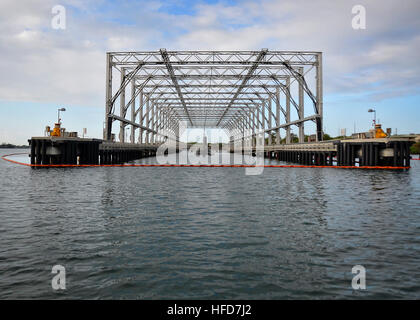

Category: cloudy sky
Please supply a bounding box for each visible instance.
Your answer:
[0,0,419,144]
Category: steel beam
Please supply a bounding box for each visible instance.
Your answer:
[104,50,323,143]
[119,68,126,142]
[216,48,268,126]
[160,48,193,125]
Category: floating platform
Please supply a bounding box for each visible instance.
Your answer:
[28,136,414,169]
[99,141,158,165]
[244,137,415,168]
[28,137,158,165]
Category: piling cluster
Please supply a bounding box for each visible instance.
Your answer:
[99,149,156,165]
[30,138,101,165]
[262,140,412,167]
[29,136,413,169]
[29,137,157,166]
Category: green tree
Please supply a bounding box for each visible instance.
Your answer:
[410,142,420,155]
[323,133,333,140]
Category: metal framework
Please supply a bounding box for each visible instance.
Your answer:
[104,49,323,145]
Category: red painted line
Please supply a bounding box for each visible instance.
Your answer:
[1,152,411,170]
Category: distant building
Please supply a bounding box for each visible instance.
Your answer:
[308,134,317,142]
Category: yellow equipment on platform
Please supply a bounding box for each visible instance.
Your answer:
[50,123,61,137]
[374,124,388,138]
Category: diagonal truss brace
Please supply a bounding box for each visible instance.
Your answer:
[216,49,268,126]
[160,48,193,126]
[109,62,144,115]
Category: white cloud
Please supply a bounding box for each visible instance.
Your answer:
[0,0,419,108]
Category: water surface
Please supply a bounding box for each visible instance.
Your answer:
[0,149,419,299]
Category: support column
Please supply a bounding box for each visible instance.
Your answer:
[130,79,135,144]
[30,140,35,164]
[138,92,144,144]
[151,103,155,144]
[41,140,46,164]
[35,140,41,165]
[298,67,305,143]
[316,53,323,141]
[275,87,280,144]
[261,102,265,147]
[257,106,262,146]
[268,98,272,145]
[252,111,256,148]
[145,99,150,144]
[105,53,113,140]
[157,111,162,143]
[285,77,291,144]
[119,68,126,143]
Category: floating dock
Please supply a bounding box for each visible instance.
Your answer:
[258,137,413,167]
[28,136,415,168]
[99,141,157,165]
[28,137,158,165]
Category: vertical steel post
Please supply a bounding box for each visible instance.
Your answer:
[130,79,135,144]
[285,77,291,144]
[152,102,156,143]
[268,98,272,145]
[145,98,150,144]
[252,111,256,148]
[298,67,305,143]
[105,53,113,140]
[316,52,323,141]
[262,101,265,146]
[119,68,126,143]
[257,105,261,146]
[276,86,280,145]
[138,92,144,144]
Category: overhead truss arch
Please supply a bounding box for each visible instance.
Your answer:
[104,49,323,144]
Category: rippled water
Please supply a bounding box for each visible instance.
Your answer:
[0,148,419,299]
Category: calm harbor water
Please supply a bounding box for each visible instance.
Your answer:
[0,148,419,299]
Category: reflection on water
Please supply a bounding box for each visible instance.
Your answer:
[0,149,419,299]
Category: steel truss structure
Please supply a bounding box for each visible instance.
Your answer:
[104,49,323,145]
